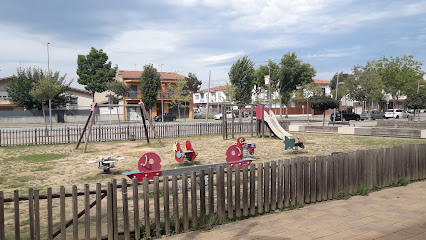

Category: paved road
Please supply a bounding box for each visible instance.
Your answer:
[166,181,426,240]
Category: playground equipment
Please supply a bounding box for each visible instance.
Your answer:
[174,140,197,163]
[76,100,164,153]
[87,155,125,173]
[122,152,162,182]
[236,136,256,155]
[283,135,306,151]
[226,137,256,169]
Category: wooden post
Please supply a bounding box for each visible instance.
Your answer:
[191,171,197,229]
[29,188,35,240]
[264,162,270,213]
[199,170,206,218]
[208,168,214,216]
[271,161,277,211]
[250,164,256,215]
[182,173,189,231]
[112,179,118,240]
[163,176,170,236]
[76,102,96,149]
[172,175,179,234]
[243,164,249,216]
[84,185,90,240]
[154,177,161,238]
[83,109,96,153]
[72,186,78,240]
[257,163,264,214]
[310,157,316,203]
[226,165,233,219]
[277,160,283,209]
[14,190,20,239]
[47,188,53,240]
[304,157,311,204]
[122,179,130,240]
[96,183,102,240]
[60,186,66,240]
[0,191,5,240]
[284,159,290,208]
[235,166,241,217]
[143,177,150,238]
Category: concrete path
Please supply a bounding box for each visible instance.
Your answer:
[166,181,426,240]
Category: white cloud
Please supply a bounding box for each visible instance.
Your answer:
[202,51,245,64]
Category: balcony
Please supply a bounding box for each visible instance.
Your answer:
[126,90,191,101]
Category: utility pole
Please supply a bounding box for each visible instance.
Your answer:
[47,42,52,131]
[159,64,164,123]
[206,71,211,123]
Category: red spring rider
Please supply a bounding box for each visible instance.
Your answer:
[122,152,162,182]
[236,137,256,155]
[174,140,197,162]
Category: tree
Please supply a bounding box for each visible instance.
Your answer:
[77,47,117,102]
[228,55,255,104]
[254,60,279,104]
[30,77,63,132]
[106,80,130,125]
[276,52,316,105]
[224,83,235,102]
[345,64,384,118]
[186,72,202,92]
[169,80,191,120]
[6,66,70,110]
[405,93,426,120]
[373,55,424,107]
[140,64,161,111]
[329,72,352,100]
[310,95,339,126]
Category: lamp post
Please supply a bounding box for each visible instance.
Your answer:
[159,64,164,123]
[47,42,52,130]
[265,59,275,108]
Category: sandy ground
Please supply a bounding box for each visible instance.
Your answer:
[1,133,425,198]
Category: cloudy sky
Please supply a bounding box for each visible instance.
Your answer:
[1,0,426,89]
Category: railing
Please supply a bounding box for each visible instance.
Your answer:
[0,144,425,239]
[0,121,289,147]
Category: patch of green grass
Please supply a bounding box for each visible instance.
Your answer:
[0,176,5,184]
[336,190,351,200]
[390,178,410,187]
[356,186,370,196]
[34,166,54,172]
[4,153,67,163]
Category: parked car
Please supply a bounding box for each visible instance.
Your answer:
[330,110,361,121]
[153,112,176,122]
[193,108,202,117]
[384,109,409,119]
[360,110,385,120]
[214,111,236,120]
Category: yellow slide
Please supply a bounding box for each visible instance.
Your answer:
[263,110,293,139]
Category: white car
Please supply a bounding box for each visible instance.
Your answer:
[214,111,235,120]
[384,109,409,119]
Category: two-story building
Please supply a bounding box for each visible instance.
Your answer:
[115,70,194,121]
[193,85,228,114]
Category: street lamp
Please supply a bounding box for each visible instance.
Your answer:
[333,73,339,123]
[265,59,275,107]
[47,42,52,130]
[159,64,164,123]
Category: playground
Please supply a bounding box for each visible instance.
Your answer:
[0,133,424,196]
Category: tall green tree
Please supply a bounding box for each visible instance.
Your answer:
[30,77,63,131]
[373,55,424,107]
[186,72,202,92]
[309,95,339,126]
[169,80,191,120]
[329,72,352,100]
[77,47,117,102]
[345,64,384,115]
[6,66,69,110]
[140,64,161,111]
[254,61,280,103]
[224,83,235,102]
[276,52,316,104]
[228,55,255,104]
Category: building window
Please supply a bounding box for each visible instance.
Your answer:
[200,93,204,99]
[70,97,78,105]
[195,95,199,100]
[129,85,138,98]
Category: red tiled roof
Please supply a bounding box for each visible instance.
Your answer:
[67,87,91,95]
[0,76,14,82]
[198,85,227,92]
[117,70,186,80]
[313,79,330,85]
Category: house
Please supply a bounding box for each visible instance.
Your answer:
[193,85,228,114]
[0,76,17,111]
[115,70,194,121]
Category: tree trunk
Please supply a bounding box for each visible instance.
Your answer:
[42,104,48,135]
[322,109,326,127]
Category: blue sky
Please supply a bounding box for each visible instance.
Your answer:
[1,0,425,89]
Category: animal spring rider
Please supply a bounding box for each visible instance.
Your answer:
[174,140,197,163]
[236,137,256,155]
[283,135,305,151]
[87,155,124,173]
[122,152,162,182]
[226,137,256,169]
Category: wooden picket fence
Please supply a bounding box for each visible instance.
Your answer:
[0,143,425,239]
[0,120,287,147]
